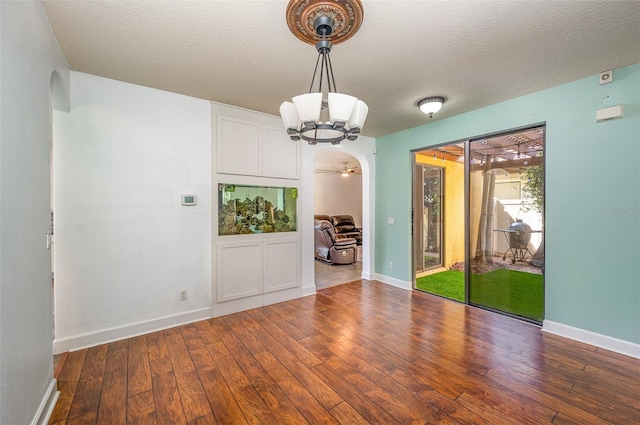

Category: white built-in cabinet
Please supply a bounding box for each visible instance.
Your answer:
[213,104,302,316]
[216,115,299,179]
[216,237,299,302]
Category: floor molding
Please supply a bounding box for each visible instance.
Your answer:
[54,307,212,353]
[31,379,59,425]
[361,271,374,280]
[373,273,412,290]
[302,283,317,296]
[543,320,640,359]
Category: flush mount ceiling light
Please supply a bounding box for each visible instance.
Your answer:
[280,0,368,145]
[417,96,446,118]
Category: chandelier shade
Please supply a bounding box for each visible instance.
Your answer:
[328,93,358,125]
[279,101,299,132]
[280,0,368,145]
[349,100,369,130]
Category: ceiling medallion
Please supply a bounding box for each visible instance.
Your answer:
[285,0,364,45]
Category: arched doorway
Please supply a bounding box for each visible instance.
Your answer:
[313,150,364,289]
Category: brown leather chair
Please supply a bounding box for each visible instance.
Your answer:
[330,215,362,245]
[314,219,357,264]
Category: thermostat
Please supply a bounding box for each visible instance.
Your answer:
[181,194,197,206]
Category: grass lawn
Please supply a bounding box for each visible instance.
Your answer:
[416,271,465,302]
[416,268,544,321]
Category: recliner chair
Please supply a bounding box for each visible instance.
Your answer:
[314,219,357,264]
[330,214,363,246]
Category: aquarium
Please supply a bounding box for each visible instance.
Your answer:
[218,183,297,235]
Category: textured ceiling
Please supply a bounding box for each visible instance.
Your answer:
[41,0,640,138]
[315,150,359,173]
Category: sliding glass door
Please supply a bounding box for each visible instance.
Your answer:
[413,126,545,323]
[468,128,545,322]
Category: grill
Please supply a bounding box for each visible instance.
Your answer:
[503,219,533,263]
[508,220,532,249]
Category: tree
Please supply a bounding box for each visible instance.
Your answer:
[521,164,544,267]
[522,165,543,214]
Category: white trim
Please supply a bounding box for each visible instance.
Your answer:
[53,307,212,353]
[302,283,317,297]
[373,273,412,291]
[543,320,640,359]
[31,379,59,425]
[361,271,374,281]
[212,287,303,318]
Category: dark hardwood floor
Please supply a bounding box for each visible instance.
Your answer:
[49,280,640,425]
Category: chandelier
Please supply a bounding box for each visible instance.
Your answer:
[280,0,368,145]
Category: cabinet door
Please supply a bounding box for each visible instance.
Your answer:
[217,116,261,176]
[217,242,262,302]
[263,239,299,293]
[262,125,299,179]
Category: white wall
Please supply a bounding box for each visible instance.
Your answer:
[53,72,211,352]
[314,172,363,227]
[0,2,69,424]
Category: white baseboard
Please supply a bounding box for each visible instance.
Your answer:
[372,273,412,290]
[302,283,317,297]
[543,320,640,359]
[31,379,59,425]
[361,271,374,280]
[54,307,212,353]
[212,288,303,318]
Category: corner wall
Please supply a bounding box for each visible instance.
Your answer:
[376,63,640,352]
[0,2,69,424]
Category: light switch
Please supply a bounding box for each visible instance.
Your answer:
[388,217,395,225]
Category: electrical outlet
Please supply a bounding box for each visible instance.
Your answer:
[180,290,187,301]
[388,262,393,269]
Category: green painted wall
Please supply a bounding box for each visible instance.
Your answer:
[376,63,640,344]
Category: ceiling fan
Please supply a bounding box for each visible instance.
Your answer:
[316,161,361,177]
